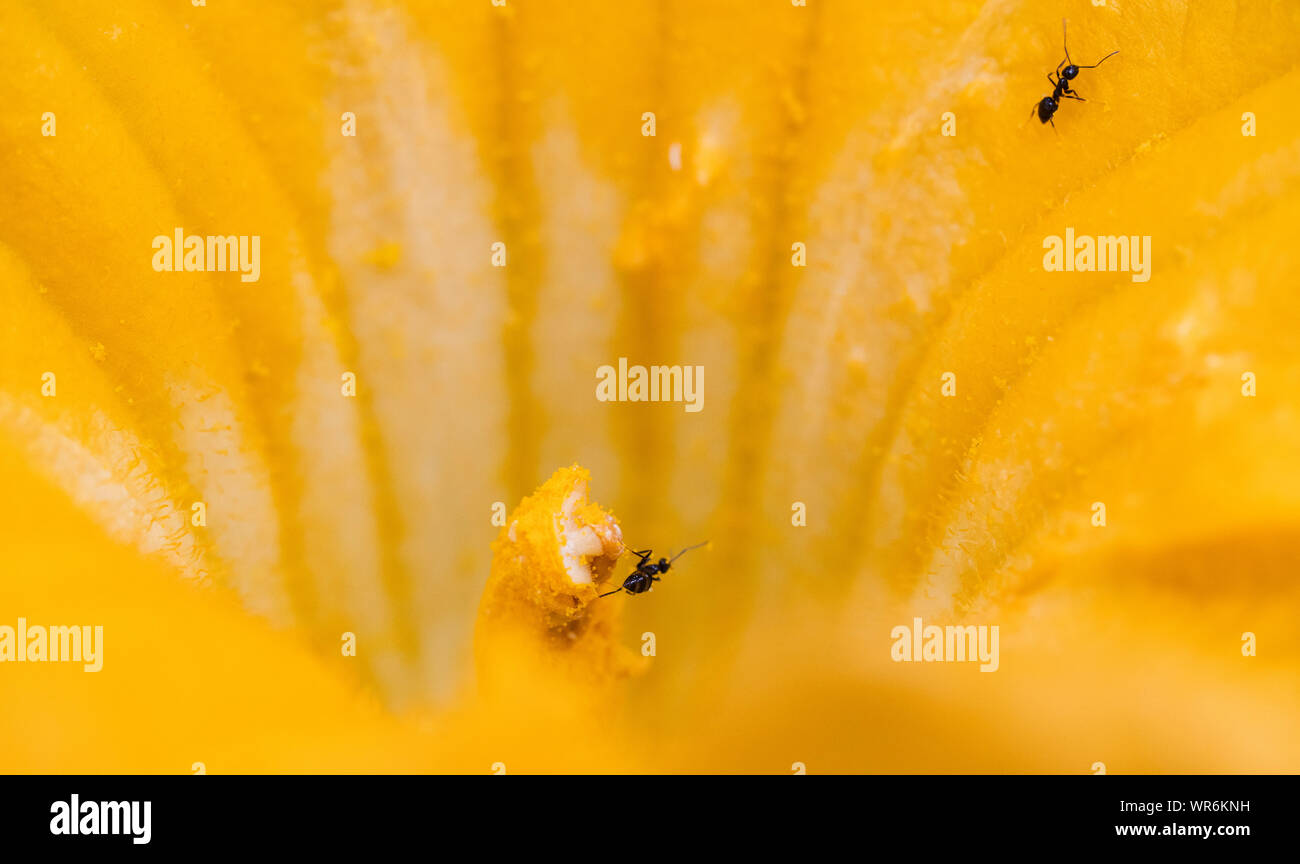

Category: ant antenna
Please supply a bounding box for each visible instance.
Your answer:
[1077,50,1118,70]
[1064,18,1118,69]
[668,541,710,564]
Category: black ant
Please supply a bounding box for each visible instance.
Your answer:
[598,541,709,598]
[1034,19,1118,130]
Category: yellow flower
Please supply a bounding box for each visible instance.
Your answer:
[1,0,1297,773]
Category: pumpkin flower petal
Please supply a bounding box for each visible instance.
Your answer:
[0,0,1298,774]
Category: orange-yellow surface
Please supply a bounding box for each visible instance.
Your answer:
[0,0,1297,773]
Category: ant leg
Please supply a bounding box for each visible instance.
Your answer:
[620,543,653,561]
[1061,91,1086,102]
[598,586,624,598]
[1049,117,1057,133]
[1047,73,1058,89]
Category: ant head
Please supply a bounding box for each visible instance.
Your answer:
[658,557,670,570]
[1061,64,1079,80]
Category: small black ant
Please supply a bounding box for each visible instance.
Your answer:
[598,541,709,598]
[1034,19,1118,130]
